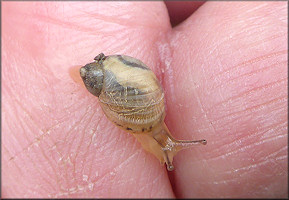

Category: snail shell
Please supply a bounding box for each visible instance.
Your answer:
[80,53,206,171]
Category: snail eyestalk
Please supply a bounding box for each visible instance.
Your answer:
[150,123,207,171]
[163,151,175,171]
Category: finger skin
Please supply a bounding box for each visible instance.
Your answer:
[2,1,288,199]
[163,1,288,198]
[2,2,174,198]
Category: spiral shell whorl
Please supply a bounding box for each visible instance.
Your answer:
[99,55,165,133]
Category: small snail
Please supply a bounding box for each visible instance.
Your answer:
[80,53,206,171]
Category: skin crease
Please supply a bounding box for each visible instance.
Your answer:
[2,1,287,198]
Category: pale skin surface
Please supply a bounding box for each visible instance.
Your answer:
[2,1,287,198]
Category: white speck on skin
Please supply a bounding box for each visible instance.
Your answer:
[51,145,56,150]
[34,140,40,147]
[64,156,72,165]
[92,133,96,142]
[95,171,99,177]
[58,156,63,162]
[77,185,84,191]
[83,174,88,182]
[88,183,94,191]
[96,124,101,132]
[110,171,116,176]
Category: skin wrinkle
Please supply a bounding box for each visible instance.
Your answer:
[207,132,286,164]
[216,109,285,137]
[6,97,55,162]
[210,59,287,92]
[186,71,220,138]
[233,161,287,179]
[60,106,94,192]
[52,146,143,198]
[246,33,286,50]
[208,50,287,81]
[260,120,288,139]
[261,146,287,162]
[205,36,286,87]
[79,2,168,29]
[26,150,58,196]
[276,155,287,162]
[210,95,286,125]
[76,110,100,189]
[111,148,143,173]
[72,106,97,180]
[15,118,57,195]
[3,104,25,157]
[3,147,22,174]
[89,151,142,197]
[82,127,136,181]
[3,61,71,140]
[213,119,287,158]
[27,132,70,195]
[238,159,280,178]
[3,149,28,196]
[208,77,287,113]
[140,167,167,198]
[191,16,260,57]
[81,10,168,30]
[148,171,165,197]
[109,138,136,169]
[64,104,95,155]
[34,10,120,35]
[204,159,283,198]
[86,119,105,181]
[34,7,160,64]
[31,3,168,36]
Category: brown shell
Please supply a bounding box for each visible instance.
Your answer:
[98,55,165,133]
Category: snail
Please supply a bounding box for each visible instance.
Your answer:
[80,53,207,171]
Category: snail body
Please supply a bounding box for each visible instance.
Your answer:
[80,53,206,171]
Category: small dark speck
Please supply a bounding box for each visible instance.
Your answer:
[116,123,122,127]
[126,127,132,130]
[142,128,145,132]
[149,125,153,130]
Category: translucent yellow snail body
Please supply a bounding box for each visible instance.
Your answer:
[80,53,206,171]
